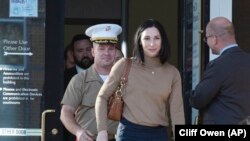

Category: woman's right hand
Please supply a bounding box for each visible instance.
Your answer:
[96,130,108,141]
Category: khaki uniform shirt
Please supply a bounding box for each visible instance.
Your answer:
[61,65,118,137]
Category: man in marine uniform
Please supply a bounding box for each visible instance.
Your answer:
[60,23,122,141]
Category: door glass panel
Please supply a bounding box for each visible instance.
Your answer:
[0,0,45,140]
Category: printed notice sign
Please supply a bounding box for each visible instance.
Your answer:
[9,0,38,17]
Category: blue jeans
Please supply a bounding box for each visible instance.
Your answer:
[116,117,169,141]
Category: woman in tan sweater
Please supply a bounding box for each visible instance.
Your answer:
[95,19,185,141]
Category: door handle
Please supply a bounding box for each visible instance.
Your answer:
[41,109,55,141]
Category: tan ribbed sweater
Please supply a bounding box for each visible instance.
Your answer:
[95,56,185,136]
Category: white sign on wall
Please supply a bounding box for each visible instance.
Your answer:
[9,0,38,17]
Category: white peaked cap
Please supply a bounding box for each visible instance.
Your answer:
[85,23,122,44]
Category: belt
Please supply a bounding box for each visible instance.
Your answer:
[93,139,115,141]
[108,134,115,140]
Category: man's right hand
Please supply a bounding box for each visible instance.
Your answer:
[76,129,94,141]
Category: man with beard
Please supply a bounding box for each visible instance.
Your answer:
[63,34,94,141]
[60,23,122,141]
[64,34,94,90]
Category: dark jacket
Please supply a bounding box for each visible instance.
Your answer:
[190,47,250,124]
[64,66,77,90]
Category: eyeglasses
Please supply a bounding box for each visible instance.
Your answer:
[203,35,214,43]
[203,32,226,43]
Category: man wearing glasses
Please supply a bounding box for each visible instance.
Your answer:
[190,17,250,124]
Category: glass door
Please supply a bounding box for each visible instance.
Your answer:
[0,0,64,140]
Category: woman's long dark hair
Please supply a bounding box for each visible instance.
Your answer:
[132,19,171,64]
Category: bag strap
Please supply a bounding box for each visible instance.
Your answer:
[114,58,132,97]
[120,58,132,83]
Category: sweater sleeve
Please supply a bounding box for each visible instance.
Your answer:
[169,67,185,138]
[95,58,127,132]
